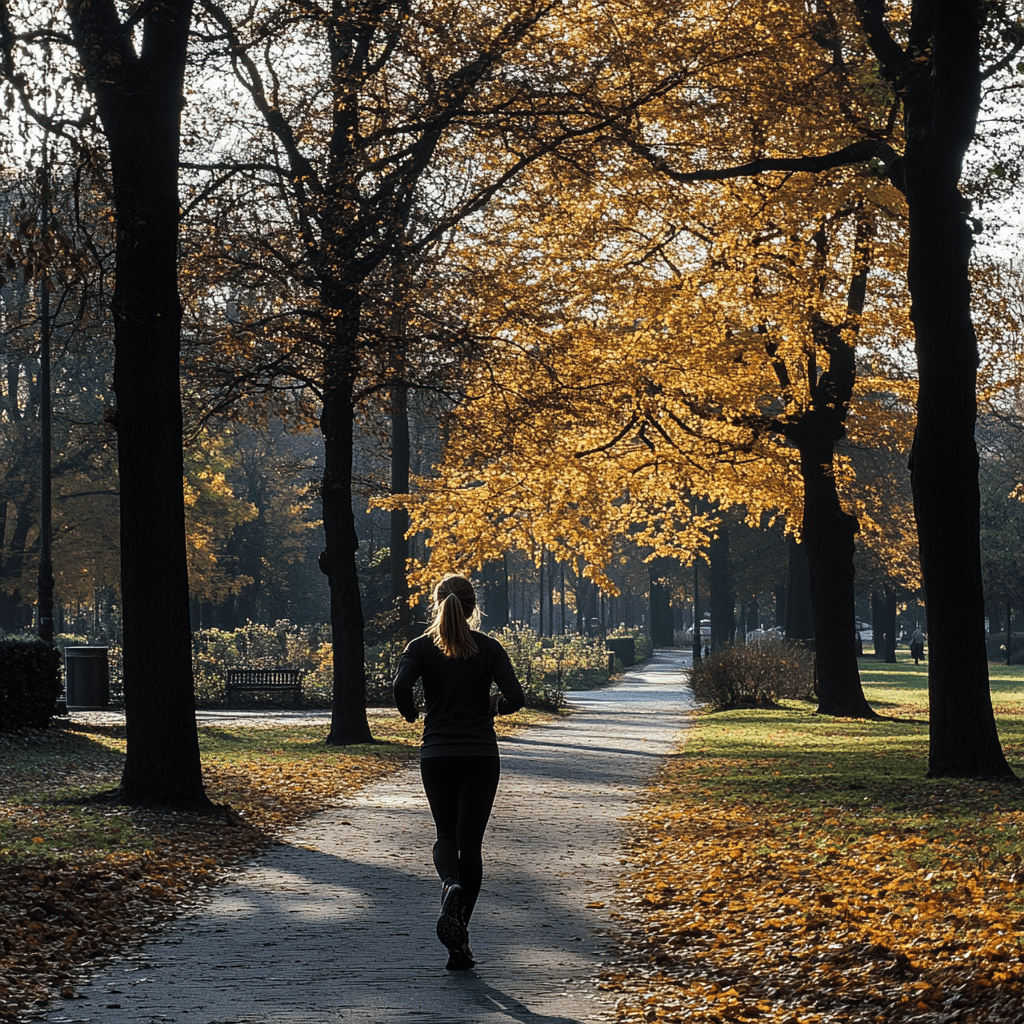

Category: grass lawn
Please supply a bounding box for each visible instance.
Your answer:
[607,651,1024,1024]
[0,707,552,1020]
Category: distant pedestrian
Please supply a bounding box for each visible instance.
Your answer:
[393,574,525,971]
[910,627,926,665]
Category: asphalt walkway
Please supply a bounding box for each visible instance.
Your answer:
[43,649,695,1024]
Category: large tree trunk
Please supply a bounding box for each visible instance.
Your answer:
[321,335,374,745]
[784,535,814,644]
[798,433,876,718]
[68,0,207,806]
[899,1,1011,777]
[649,557,675,648]
[320,303,373,746]
[389,379,411,641]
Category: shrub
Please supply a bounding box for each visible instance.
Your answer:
[689,639,815,709]
[365,639,407,706]
[192,620,329,707]
[0,635,62,731]
[538,633,610,691]
[188,620,607,712]
[488,624,608,710]
[607,627,654,663]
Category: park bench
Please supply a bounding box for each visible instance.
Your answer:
[225,668,303,707]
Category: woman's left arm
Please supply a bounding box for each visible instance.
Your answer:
[393,648,422,723]
[491,646,525,716]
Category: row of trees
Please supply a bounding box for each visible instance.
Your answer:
[0,0,1021,804]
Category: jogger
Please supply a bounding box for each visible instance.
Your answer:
[393,574,525,971]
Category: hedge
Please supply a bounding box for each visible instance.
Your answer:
[0,635,62,732]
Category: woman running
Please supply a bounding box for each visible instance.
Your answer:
[393,574,525,971]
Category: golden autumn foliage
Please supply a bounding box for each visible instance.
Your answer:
[361,0,941,607]
[393,167,919,597]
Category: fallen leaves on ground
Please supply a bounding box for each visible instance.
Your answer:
[0,716,416,1022]
[605,757,1024,1024]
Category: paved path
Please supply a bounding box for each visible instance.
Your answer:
[44,649,694,1024]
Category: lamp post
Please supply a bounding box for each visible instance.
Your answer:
[36,156,54,644]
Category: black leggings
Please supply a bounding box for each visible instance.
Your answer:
[420,755,500,925]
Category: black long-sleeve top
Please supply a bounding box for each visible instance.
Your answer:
[392,631,525,758]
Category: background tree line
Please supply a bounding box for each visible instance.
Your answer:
[0,0,1021,804]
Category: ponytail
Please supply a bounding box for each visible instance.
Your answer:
[426,575,479,659]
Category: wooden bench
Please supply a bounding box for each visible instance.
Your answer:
[225,668,303,707]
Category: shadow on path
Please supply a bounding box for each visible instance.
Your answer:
[41,649,695,1024]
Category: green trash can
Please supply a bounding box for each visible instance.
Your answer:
[64,647,110,710]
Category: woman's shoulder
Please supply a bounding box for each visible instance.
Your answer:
[405,633,438,653]
[470,631,507,654]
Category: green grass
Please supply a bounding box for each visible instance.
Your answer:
[0,706,557,865]
[674,651,1024,872]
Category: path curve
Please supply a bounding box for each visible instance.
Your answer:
[42,649,694,1024]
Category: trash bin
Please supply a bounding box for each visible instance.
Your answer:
[64,647,110,710]
[606,636,636,667]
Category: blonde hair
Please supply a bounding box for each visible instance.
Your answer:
[426,575,480,660]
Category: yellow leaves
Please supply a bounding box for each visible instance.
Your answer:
[608,755,1024,1024]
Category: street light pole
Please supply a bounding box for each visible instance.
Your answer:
[37,156,54,644]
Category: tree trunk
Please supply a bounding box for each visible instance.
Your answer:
[709,526,733,651]
[547,549,556,636]
[871,590,884,660]
[784,535,814,644]
[560,559,566,635]
[480,557,509,630]
[538,548,544,636]
[798,433,875,718]
[649,557,675,648]
[692,558,702,665]
[747,593,760,635]
[773,581,786,638]
[389,380,411,641]
[898,2,1011,777]
[882,586,898,664]
[68,0,207,806]
[1006,601,1012,668]
[320,307,373,746]
[0,506,32,632]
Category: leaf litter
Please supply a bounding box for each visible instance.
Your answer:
[604,751,1024,1024]
[0,708,549,1020]
[0,711,426,1021]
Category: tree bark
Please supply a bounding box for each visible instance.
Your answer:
[881,586,898,664]
[709,526,733,651]
[68,0,207,806]
[784,535,814,644]
[480,557,510,630]
[649,557,675,648]
[320,301,373,746]
[891,0,1012,777]
[389,379,411,641]
[796,429,876,717]
[1006,602,1012,667]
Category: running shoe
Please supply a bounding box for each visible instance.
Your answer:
[436,881,468,952]
[445,945,476,971]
